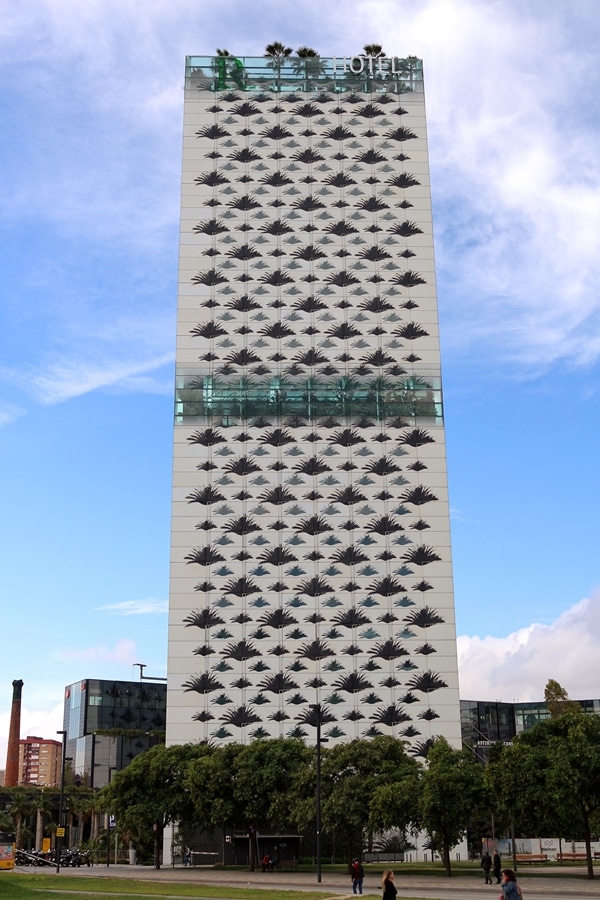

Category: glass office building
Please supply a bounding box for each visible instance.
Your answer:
[63,679,166,788]
[166,53,462,753]
[460,697,600,759]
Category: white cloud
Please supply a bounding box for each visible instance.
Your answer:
[2,0,599,405]
[411,0,600,370]
[0,701,65,777]
[458,591,600,701]
[57,638,137,665]
[95,598,168,615]
[0,403,25,427]
[0,352,174,405]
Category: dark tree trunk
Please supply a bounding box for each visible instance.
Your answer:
[442,836,452,877]
[582,811,594,880]
[153,819,162,869]
[248,826,256,872]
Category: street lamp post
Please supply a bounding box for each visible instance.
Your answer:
[310,703,328,884]
[316,706,322,884]
[106,767,117,867]
[55,730,68,874]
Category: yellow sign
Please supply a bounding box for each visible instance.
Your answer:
[0,842,15,870]
[42,838,51,853]
[56,827,65,837]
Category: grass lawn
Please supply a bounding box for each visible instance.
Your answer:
[0,875,334,900]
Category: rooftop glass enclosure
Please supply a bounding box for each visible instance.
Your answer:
[185,55,423,94]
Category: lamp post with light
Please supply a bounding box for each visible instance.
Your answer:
[310,704,329,883]
[106,767,117,867]
[55,730,68,873]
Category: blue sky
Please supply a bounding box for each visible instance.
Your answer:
[2,0,600,761]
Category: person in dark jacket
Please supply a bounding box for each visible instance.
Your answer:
[493,850,502,884]
[481,851,492,884]
[352,858,365,895]
[382,869,397,900]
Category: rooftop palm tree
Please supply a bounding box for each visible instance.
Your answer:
[265,41,293,91]
[363,43,385,57]
[265,41,293,60]
[293,46,326,89]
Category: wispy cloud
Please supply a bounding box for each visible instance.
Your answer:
[1,352,173,405]
[96,598,168,615]
[458,591,600,701]
[0,403,25,427]
[58,638,137,664]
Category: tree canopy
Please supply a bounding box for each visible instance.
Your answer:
[544,678,582,718]
[362,44,385,57]
[418,738,487,876]
[264,42,293,60]
[321,736,420,864]
[99,743,204,867]
[95,718,600,878]
[486,711,600,879]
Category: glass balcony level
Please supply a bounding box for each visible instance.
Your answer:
[185,55,423,94]
[174,374,442,426]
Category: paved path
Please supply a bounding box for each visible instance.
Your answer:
[17,863,599,899]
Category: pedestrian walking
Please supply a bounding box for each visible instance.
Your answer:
[382,868,397,900]
[481,850,492,884]
[352,858,364,895]
[501,869,523,900]
[493,850,502,884]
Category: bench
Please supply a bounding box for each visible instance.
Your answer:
[276,859,299,871]
[557,853,587,862]
[515,854,547,864]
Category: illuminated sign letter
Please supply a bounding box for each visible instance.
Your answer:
[217,56,245,90]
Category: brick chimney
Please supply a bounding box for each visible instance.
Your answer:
[5,679,24,786]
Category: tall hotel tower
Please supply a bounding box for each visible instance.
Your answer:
[167,53,461,754]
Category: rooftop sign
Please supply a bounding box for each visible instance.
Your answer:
[185,55,423,94]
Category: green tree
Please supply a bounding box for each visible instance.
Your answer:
[265,41,293,92]
[320,737,419,866]
[185,743,237,837]
[5,786,38,848]
[485,739,551,865]
[186,738,310,871]
[521,713,600,878]
[265,41,293,61]
[68,787,97,848]
[33,787,56,846]
[99,743,205,868]
[368,765,421,845]
[292,47,325,90]
[420,738,487,876]
[544,679,582,718]
[486,713,600,878]
[362,44,385,57]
